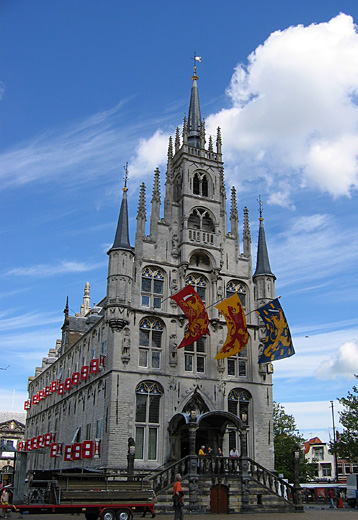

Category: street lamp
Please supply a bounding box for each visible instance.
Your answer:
[292,445,303,511]
[330,401,338,482]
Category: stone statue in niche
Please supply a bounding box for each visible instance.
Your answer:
[121,327,131,365]
[172,234,179,258]
[169,334,178,365]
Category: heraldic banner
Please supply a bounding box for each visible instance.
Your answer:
[170,285,209,349]
[256,298,295,363]
[215,293,248,359]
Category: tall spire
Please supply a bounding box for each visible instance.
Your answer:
[136,182,147,238]
[230,186,239,239]
[187,53,202,149]
[243,206,251,258]
[109,164,132,252]
[150,168,161,238]
[253,197,275,278]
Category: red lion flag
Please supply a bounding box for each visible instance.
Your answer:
[170,285,210,349]
[215,293,248,359]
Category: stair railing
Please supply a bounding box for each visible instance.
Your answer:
[247,457,295,505]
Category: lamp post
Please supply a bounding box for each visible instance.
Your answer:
[292,445,303,511]
[188,410,199,512]
[330,401,338,482]
[127,437,135,481]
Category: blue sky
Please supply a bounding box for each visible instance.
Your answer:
[1,0,358,442]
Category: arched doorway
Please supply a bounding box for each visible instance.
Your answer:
[210,484,229,514]
[168,410,244,460]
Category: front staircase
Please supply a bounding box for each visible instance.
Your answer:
[144,455,299,513]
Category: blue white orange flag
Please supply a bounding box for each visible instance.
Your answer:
[256,298,294,363]
[215,293,248,359]
[170,285,210,349]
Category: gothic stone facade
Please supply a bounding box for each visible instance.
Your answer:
[24,72,276,475]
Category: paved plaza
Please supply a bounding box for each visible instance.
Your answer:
[1,505,358,520]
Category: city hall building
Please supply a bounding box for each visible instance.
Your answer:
[23,67,277,477]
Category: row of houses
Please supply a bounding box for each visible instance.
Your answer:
[305,436,357,484]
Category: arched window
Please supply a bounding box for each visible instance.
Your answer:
[189,251,211,269]
[193,172,209,197]
[226,280,247,308]
[141,267,165,309]
[186,274,207,303]
[188,208,214,232]
[227,389,250,424]
[188,208,215,244]
[135,381,163,461]
[139,318,163,369]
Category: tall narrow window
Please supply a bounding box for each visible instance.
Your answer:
[135,381,163,461]
[184,335,207,374]
[227,346,248,378]
[228,389,250,425]
[139,318,163,369]
[141,267,164,309]
[193,172,209,197]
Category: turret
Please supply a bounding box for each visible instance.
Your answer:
[108,166,132,253]
[107,166,134,305]
[253,198,275,303]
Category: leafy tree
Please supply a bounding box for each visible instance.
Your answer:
[273,402,315,483]
[331,376,358,460]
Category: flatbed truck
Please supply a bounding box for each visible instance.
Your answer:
[5,471,156,520]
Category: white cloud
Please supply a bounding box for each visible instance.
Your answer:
[0,101,168,192]
[0,311,61,331]
[316,340,358,380]
[273,326,358,380]
[0,389,28,414]
[270,213,358,288]
[130,130,169,180]
[0,81,5,100]
[206,13,358,203]
[281,400,343,441]
[5,260,106,277]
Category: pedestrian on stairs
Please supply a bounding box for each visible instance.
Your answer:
[173,474,184,520]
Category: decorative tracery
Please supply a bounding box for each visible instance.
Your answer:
[226,280,246,308]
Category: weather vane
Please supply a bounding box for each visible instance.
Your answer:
[123,162,128,191]
[257,195,263,219]
[192,52,202,77]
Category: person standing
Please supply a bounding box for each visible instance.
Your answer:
[328,489,335,508]
[229,447,239,457]
[173,474,184,520]
[1,488,9,519]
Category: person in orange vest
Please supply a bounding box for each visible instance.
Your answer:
[173,474,184,520]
